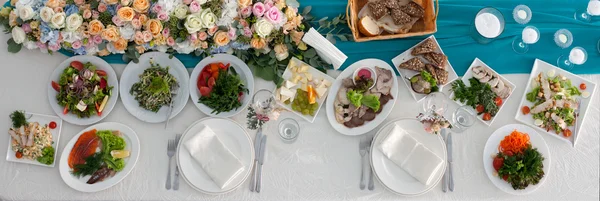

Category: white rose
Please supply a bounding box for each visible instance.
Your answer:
[65,14,83,31]
[174,40,195,54]
[17,5,34,21]
[173,5,188,19]
[120,24,135,40]
[11,26,26,44]
[24,41,37,50]
[197,0,207,5]
[61,31,82,43]
[199,9,216,29]
[156,45,168,53]
[86,46,99,55]
[50,12,66,29]
[40,7,54,22]
[254,18,274,38]
[184,14,202,33]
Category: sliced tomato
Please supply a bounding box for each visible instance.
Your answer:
[49,121,57,129]
[224,63,230,70]
[211,71,219,79]
[210,63,219,72]
[99,78,107,89]
[70,61,84,71]
[95,70,107,76]
[494,96,503,106]
[482,113,492,121]
[207,77,216,89]
[504,151,514,157]
[63,106,69,115]
[51,81,60,92]
[476,104,485,113]
[522,106,530,115]
[502,175,509,181]
[493,156,504,171]
[95,102,102,116]
[238,91,243,102]
[199,86,211,97]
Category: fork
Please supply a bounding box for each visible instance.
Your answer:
[166,139,175,190]
[173,134,182,190]
[365,135,375,191]
[165,89,178,129]
[573,98,581,145]
[359,137,369,190]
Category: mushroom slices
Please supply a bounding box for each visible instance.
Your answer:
[472,66,511,99]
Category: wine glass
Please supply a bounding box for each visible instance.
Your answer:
[512,26,539,54]
[575,0,600,22]
[558,47,588,71]
[247,89,276,130]
[450,106,477,133]
[422,92,448,116]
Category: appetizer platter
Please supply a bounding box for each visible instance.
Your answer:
[120,52,190,123]
[325,59,399,136]
[190,54,254,118]
[391,36,458,101]
[515,59,596,146]
[48,56,119,125]
[59,122,139,192]
[274,57,334,123]
[450,58,515,126]
[357,0,426,36]
[483,124,550,195]
[6,111,62,167]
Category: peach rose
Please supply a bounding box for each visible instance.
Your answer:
[97,48,110,56]
[145,19,163,37]
[237,0,251,8]
[213,31,230,47]
[88,20,104,35]
[138,14,148,24]
[134,31,144,45]
[153,35,166,46]
[132,0,150,13]
[200,41,208,49]
[46,0,60,8]
[131,18,142,29]
[117,7,135,21]
[135,45,145,54]
[250,37,266,49]
[105,0,119,5]
[284,7,297,21]
[113,37,127,51]
[101,25,120,42]
[290,30,304,45]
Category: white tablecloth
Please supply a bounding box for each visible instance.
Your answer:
[0,36,598,201]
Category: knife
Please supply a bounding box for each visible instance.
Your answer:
[256,136,268,193]
[442,129,448,193]
[447,131,454,192]
[249,128,263,192]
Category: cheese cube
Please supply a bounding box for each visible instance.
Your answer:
[280,87,295,98]
[321,79,332,87]
[300,83,308,91]
[300,76,308,84]
[316,87,327,98]
[305,73,313,81]
[280,95,290,103]
[299,65,309,73]
[289,59,297,69]
[291,74,301,84]
[275,88,282,100]
[284,80,296,89]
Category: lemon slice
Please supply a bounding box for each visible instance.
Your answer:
[110,150,130,159]
[546,69,556,78]
[534,119,544,126]
[582,91,590,98]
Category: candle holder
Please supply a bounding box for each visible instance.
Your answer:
[558,47,587,71]
[471,7,505,44]
[554,29,573,49]
[575,0,600,22]
[513,5,532,24]
[512,26,539,54]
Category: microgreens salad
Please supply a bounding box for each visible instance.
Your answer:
[51,61,113,118]
[492,130,545,190]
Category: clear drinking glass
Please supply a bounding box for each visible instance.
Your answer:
[575,0,600,22]
[554,29,573,49]
[558,47,588,71]
[471,7,505,44]
[278,118,300,143]
[513,5,532,24]
[451,106,477,133]
[252,89,276,117]
[422,92,448,116]
[512,26,539,54]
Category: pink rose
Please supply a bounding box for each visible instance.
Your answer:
[112,16,124,26]
[240,20,248,27]
[134,31,144,41]
[189,32,197,41]
[132,18,142,29]
[83,9,92,19]
[198,31,207,40]
[264,0,273,11]
[182,0,192,5]
[142,30,153,42]
[92,11,100,19]
[157,11,169,21]
[207,25,218,36]
[265,6,282,24]
[167,37,175,46]
[162,27,170,37]
[243,27,252,37]
[72,40,82,49]
[36,42,46,49]
[240,6,251,18]
[54,7,63,13]
[98,3,107,12]
[74,0,84,5]
[22,23,31,33]
[228,28,237,40]
[189,1,201,13]
[252,2,265,17]
[152,4,163,13]
[93,35,103,44]
[48,43,61,51]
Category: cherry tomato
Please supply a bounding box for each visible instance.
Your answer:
[504,151,514,157]
[63,106,69,115]
[51,81,60,92]
[476,105,485,113]
[238,91,243,103]
[522,106,531,115]
[502,175,509,181]
[15,151,23,159]
[95,70,107,76]
[70,61,84,71]
[580,83,587,90]
[199,86,211,97]
[493,156,504,171]
[49,121,57,129]
[563,129,572,137]
[494,96,503,106]
[207,77,216,89]
[482,113,492,121]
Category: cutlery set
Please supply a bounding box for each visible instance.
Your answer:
[442,129,454,192]
[250,127,268,193]
[166,134,182,190]
[359,135,375,191]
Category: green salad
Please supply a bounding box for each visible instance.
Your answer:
[130,62,179,112]
[52,61,113,118]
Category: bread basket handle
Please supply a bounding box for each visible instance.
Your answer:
[346,1,356,34]
[433,0,439,20]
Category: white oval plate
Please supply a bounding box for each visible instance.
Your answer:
[59,122,140,192]
[120,52,190,123]
[325,59,399,136]
[47,56,119,125]
[371,118,446,196]
[483,124,550,195]
[176,118,254,194]
[189,54,254,118]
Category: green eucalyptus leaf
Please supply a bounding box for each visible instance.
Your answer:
[302,6,312,15]
[7,38,22,53]
[318,16,328,22]
[326,34,336,44]
[333,17,340,25]
[337,35,348,41]
[304,48,316,58]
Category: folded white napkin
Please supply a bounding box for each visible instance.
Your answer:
[184,125,245,189]
[378,124,444,186]
[302,28,348,70]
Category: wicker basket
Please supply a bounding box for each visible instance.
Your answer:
[346,0,439,42]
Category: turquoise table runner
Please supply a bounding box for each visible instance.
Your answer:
[49,0,600,75]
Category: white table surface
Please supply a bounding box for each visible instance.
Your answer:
[0,35,599,201]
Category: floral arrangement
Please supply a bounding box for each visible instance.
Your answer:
[0,0,332,85]
[416,111,451,135]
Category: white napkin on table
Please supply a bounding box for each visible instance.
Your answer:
[184,125,245,189]
[378,124,444,186]
[302,27,348,70]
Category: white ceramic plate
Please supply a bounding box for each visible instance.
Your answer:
[59,122,140,192]
[391,35,458,102]
[483,124,550,195]
[274,57,335,123]
[47,56,119,125]
[515,59,597,147]
[120,52,190,123]
[176,118,254,194]
[189,54,254,118]
[325,59,399,136]
[450,58,516,126]
[371,118,446,196]
[5,112,62,167]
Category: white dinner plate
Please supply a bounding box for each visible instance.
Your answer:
[371,118,446,196]
[5,112,62,167]
[482,124,550,195]
[47,56,119,125]
[515,59,596,147]
[325,59,399,136]
[120,52,190,123]
[189,54,254,118]
[176,118,254,194]
[59,122,140,192]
